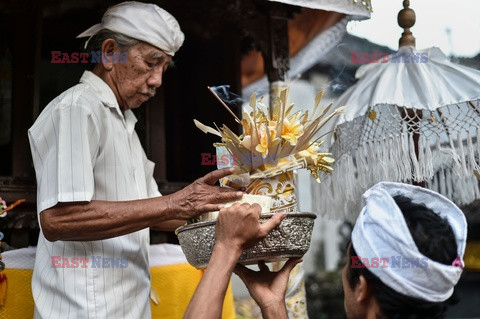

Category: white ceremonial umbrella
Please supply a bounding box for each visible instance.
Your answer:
[316,44,480,222]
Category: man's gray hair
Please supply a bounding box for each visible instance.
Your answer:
[86,29,139,53]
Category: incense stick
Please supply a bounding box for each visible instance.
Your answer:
[207,86,241,123]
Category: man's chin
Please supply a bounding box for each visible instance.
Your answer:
[132,101,145,108]
[127,99,149,110]
[121,95,153,110]
[139,94,154,104]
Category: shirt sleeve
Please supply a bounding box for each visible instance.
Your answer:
[143,155,162,198]
[29,99,100,213]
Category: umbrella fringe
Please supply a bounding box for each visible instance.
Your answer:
[316,126,480,221]
[409,133,421,182]
[424,137,434,179]
[474,127,480,172]
[448,133,464,177]
[400,133,412,181]
[417,135,426,181]
[457,131,469,176]
[427,168,480,207]
[477,126,480,170]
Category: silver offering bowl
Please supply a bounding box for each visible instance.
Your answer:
[175,213,316,269]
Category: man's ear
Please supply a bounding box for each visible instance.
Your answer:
[354,274,373,303]
[100,39,117,71]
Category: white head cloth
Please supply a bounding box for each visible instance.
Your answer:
[352,182,467,302]
[77,1,184,56]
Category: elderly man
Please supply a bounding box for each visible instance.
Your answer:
[191,182,467,318]
[28,2,242,318]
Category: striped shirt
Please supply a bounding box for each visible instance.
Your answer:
[28,71,160,319]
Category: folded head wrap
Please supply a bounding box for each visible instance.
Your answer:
[77,1,184,56]
[352,182,467,302]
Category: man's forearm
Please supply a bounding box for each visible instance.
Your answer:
[151,219,186,231]
[40,195,180,241]
[39,168,242,242]
[184,243,241,319]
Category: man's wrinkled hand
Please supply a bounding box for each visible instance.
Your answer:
[215,203,286,252]
[167,167,243,219]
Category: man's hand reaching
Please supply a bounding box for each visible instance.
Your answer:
[184,203,287,319]
[167,167,243,220]
[234,258,302,319]
[215,203,286,253]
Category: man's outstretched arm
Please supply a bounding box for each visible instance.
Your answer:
[184,204,286,319]
[40,168,243,241]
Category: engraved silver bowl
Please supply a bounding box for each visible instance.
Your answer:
[175,213,316,269]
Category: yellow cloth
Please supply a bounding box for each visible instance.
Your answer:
[0,265,236,319]
[150,263,235,319]
[0,269,34,319]
[464,241,480,271]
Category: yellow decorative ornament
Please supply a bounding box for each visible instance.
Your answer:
[194,88,345,214]
[195,89,345,183]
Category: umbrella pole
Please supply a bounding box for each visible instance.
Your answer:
[398,1,424,186]
[398,0,416,48]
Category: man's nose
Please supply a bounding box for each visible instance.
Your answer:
[147,70,163,88]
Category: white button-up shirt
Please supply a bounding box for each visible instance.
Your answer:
[28,71,160,319]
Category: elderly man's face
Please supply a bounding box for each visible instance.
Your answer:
[110,42,171,110]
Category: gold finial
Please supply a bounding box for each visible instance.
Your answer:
[398,0,416,48]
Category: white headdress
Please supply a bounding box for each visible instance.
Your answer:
[77,1,184,56]
[352,182,467,302]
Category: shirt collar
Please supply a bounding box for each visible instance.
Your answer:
[80,71,118,108]
[79,71,137,131]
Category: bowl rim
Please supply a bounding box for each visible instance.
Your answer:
[175,212,317,235]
